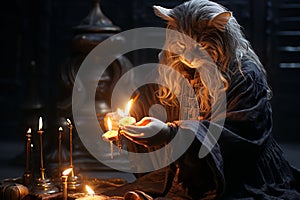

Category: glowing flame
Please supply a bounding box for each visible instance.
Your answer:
[85,185,95,195]
[58,127,63,131]
[62,167,72,176]
[117,108,124,116]
[124,99,133,116]
[107,117,112,131]
[38,117,43,130]
[27,128,31,134]
[66,118,72,126]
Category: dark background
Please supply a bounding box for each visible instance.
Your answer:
[1,0,299,146]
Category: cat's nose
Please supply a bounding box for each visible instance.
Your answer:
[183,58,192,65]
[184,54,194,62]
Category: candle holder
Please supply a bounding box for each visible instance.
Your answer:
[33,177,59,195]
[33,117,59,195]
[66,118,82,190]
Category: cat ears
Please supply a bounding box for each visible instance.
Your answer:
[154,5,231,32]
[209,12,232,32]
[153,5,173,21]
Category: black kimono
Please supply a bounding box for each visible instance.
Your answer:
[105,60,300,199]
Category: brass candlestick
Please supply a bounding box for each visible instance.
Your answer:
[61,175,68,200]
[37,128,45,180]
[66,119,74,177]
[58,127,63,178]
[33,117,59,195]
[23,128,33,186]
[66,118,82,190]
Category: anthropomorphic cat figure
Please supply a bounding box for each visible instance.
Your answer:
[105,0,300,199]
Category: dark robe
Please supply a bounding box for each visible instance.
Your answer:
[104,60,300,199]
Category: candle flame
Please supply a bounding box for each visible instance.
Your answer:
[62,167,72,176]
[38,117,43,130]
[124,99,133,116]
[58,127,63,131]
[85,185,95,195]
[27,128,31,134]
[107,117,112,131]
[66,118,72,126]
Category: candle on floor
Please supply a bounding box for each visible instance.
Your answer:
[76,185,108,200]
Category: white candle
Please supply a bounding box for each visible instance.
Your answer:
[62,168,72,200]
[102,117,118,159]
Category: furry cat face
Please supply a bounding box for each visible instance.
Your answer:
[166,32,214,68]
[153,0,231,69]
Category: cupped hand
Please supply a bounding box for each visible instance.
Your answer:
[120,117,171,147]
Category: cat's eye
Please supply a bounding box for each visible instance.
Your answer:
[197,42,206,51]
[200,42,206,47]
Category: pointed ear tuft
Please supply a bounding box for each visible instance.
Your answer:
[153,5,173,21]
[209,12,231,32]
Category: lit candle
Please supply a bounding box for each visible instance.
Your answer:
[62,168,72,200]
[117,99,137,153]
[37,117,45,180]
[85,185,95,197]
[118,99,136,127]
[25,128,32,172]
[58,127,63,178]
[102,117,118,159]
[76,185,107,200]
[23,128,33,186]
[66,118,74,177]
[102,99,136,157]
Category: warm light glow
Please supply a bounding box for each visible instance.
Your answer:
[117,108,124,116]
[38,117,43,130]
[85,185,95,195]
[66,118,72,126]
[124,99,133,116]
[59,127,63,131]
[62,168,72,176]
[27,128,31,134]
[107,117,112,131]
